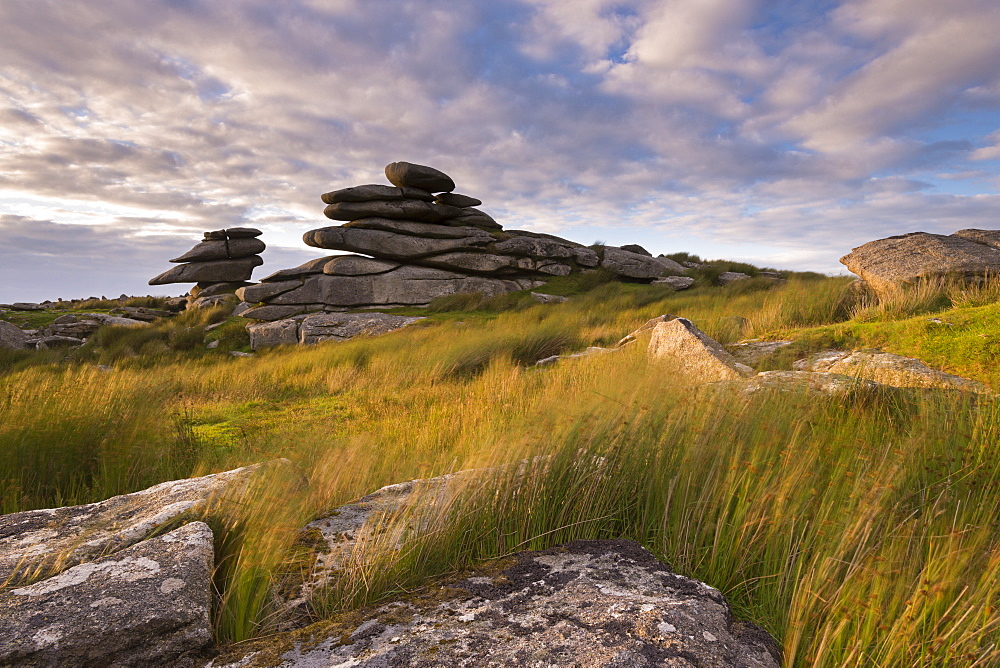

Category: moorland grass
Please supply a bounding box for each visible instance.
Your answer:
[2,275,999,664]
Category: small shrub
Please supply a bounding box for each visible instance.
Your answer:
[663,251,702,264]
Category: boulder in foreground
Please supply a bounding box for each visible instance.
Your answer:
[0,522,214,668]
[0,462,272,585]
[648,318,755,382]
[210,539,779,668]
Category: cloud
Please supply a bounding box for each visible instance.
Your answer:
[782,0,1000,153]
[1,0,999,301]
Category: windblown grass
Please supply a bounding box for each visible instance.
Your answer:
[2,274,999,664]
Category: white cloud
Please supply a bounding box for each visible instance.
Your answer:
[783,0,1000,153]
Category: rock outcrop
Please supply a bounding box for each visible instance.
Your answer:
[639,317,990,397]
[247,312,424,349]
[239,161,684,322]
[0,320,27,350]
[149,228,265,308]
[794,349,990,393]
[728,340,794,367]
[0,522,214,668]
[718,271,751,285]
[840,230,1000,296]
[647,318,756,382]
[211,539,780,668]
[0,463,272,586]
[32,312,148,349]
[735,370,879,396]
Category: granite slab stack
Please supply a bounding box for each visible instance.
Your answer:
[239,161,682,323]
[149,228,265,308]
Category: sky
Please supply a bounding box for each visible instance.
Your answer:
[2,0,1000,302]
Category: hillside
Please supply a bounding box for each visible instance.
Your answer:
[2,270,999,666]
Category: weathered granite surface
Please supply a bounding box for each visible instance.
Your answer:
[0,521,214,668]
[0,320,28,350]
[150,255,264,285]
[794,349,990,393]
[735,370,880,396]
[647,318,755,382]
[840,231,1000,295]
[652,275,695,290]
[247,312,425,349]
[727,340,794,367]
[209,539,780,668]
[0,463,270,586]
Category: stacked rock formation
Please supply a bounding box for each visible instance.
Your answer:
[239,162,684,322]
[149,228,265,308]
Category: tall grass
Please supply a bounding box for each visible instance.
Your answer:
[3,275,999,663]
[851,275,1000,321]
[296,358,1000,666]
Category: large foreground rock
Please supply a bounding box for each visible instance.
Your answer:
[211,539,779,668]
[794,349,990,393]
[0,522,214,668]
[648,318,755,382]
[839,231,1000,295]
[0,463,270,585]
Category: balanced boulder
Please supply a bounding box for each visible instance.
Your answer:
[169,237,265,263]
[149,255,262,286]
[384,161,456,193]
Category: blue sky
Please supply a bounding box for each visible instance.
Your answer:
[2,0,1000,302]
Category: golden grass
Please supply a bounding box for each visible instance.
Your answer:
[2,276,999,664]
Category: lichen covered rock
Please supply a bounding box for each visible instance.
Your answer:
[0,463,271,585]
[210,539,780,668]
[0,522,214,668]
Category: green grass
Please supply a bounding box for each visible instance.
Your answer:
[2,273,1000,664]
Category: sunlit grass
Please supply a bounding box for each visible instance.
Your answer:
[2,274,1000,663]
